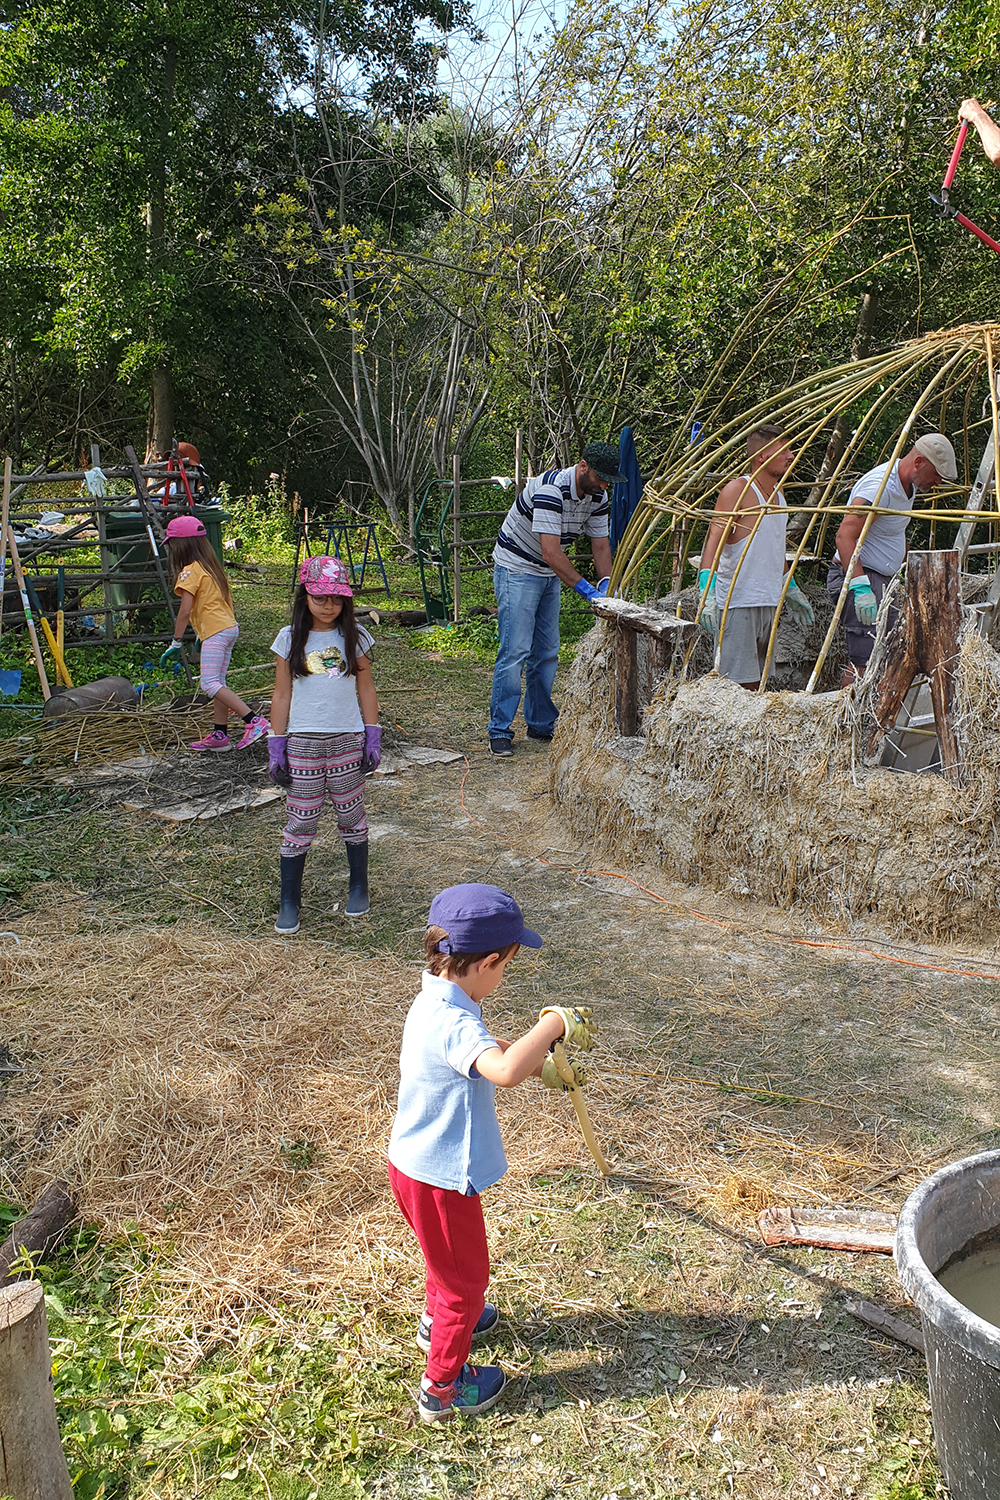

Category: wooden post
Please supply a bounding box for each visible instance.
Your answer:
[867,549,964,784]
[515,428,524,495]
[0,1281,73,1499]
[615,626,639,735]
[452,452,461,623]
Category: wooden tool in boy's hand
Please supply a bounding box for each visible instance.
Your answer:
[538,1006,611,1177]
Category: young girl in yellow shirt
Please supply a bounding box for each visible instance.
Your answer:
[160,515,269,751]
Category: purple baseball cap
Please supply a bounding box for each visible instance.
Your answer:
[428,883,543,954]
[300,554,353,597]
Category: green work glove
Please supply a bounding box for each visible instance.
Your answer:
[541,1054,588,1092]
[698,567,719,634]
[539,1005,596,1051]
[784,578,814,627]
[159,640,183,667]
[849,574,878,627]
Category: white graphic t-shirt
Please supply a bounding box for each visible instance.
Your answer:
[271,624,373,734]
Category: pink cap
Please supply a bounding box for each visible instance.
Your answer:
[165,515,207,539]
[300,554,353,597]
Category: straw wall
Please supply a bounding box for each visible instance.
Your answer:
[551,619,1000,939]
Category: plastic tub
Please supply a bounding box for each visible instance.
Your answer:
[895,1149,1000,1500]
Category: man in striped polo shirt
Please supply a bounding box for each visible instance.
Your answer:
[488,441,623,756]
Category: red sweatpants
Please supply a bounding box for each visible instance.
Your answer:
[388,1162,490,1383]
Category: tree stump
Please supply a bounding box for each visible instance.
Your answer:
[867,549,964,785]
[0,1281,73,1499]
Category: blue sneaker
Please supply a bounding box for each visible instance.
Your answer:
[418,1363,507,1423]
[416,1302,499,1354]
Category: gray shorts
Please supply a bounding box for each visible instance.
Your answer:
[716,605,775,684]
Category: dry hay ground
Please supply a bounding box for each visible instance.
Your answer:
[551,616,1000,941]
[3,630,1000,1496]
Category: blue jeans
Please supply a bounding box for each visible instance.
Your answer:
[488,565,561,739]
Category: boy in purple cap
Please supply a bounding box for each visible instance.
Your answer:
[388,882,594,1422]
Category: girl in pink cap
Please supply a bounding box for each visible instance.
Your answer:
[160,515,269,751]
[268,554,381,933]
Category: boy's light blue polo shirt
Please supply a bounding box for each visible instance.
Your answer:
[388,971,506,1194]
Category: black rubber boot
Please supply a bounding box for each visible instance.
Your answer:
[275,853,306,935]
[345,840,370,918]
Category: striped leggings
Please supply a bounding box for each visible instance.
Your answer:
[280,732,368,856]
[200,624,239,697]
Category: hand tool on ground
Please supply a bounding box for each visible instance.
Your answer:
[3,524,50,700]
[0,457,9,644]
[930,121,1000,257]
[124,444,195,690]
[26,578,72,687]
[549,1038,611,1177]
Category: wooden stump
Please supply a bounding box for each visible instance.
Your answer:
[867,550,964,784]
[0,1281,73,1499]
[592,599,695,736]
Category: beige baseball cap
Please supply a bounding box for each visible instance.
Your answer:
[913,433,958,482]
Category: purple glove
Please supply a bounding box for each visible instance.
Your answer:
[268,735,291,788]
[362,724,382,774]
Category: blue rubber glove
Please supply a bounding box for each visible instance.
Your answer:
[573,579,600,602]
[361,724,382,774]
[159,640,183,668]
[784,577,814,626]
[595,577,611,598]
[849,575,878,626]
[698,567,719,634]
[268,735,291,788]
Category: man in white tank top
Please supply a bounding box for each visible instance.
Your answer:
[699,424,814,689]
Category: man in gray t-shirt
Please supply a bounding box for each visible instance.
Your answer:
[828,433,957,685]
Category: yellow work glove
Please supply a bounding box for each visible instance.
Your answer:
[539,1005,596,1050]
[541,1054,587,1092]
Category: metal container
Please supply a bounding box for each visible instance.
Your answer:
[895,1150,1000,1500]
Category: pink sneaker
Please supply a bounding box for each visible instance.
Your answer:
[190,728,232,752]
[236,714,270,751]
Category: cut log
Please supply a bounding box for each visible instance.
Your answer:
[757,1205,897,1253]
[868,549,964,784]
[0,1280,74,1498]
[845,1297,925,1352]
[0,1182,76,1287]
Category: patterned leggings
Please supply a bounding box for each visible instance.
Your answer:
[280,732,368,856]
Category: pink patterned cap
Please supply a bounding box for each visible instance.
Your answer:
[300,554,353,597]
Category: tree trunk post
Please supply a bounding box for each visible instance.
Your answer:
[868,549,964,785]
[515,428,524,494]
[0,1281,73,1499]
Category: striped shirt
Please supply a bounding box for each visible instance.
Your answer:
[493,466,610,576]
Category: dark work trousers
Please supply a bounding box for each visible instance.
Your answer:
[826,562,896,672]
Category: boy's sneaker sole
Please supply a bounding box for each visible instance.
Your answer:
[416,1303,499,1354]
[418,1364,507,1423]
